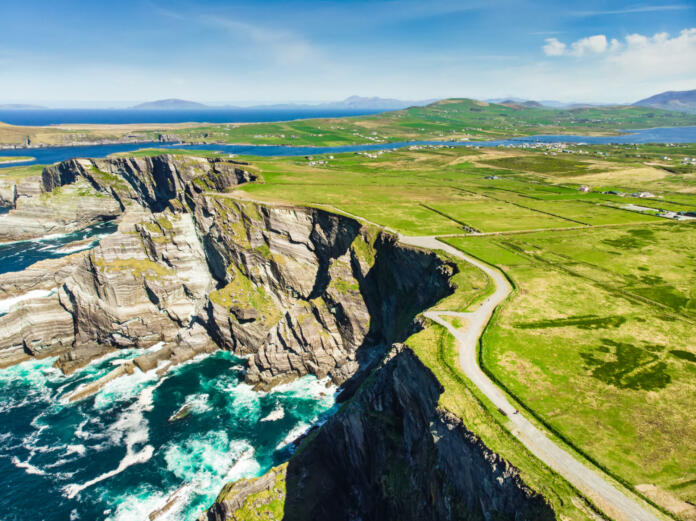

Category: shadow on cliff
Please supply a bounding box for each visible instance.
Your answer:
[336,231,456,402]
[281,346,557,521]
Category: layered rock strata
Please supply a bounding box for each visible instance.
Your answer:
[0,155,453,394]
[0,154,255,242]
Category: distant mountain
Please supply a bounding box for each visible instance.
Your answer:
[634,89,696,113]
[127,96,433,111]
[485,97,594,109]
[130,99,211,110]
[320,96,435,110]
[239,96,436,111]
[0,104,48,110]
[498,99,545,109]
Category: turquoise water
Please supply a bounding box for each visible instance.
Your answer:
[0,351,336,520]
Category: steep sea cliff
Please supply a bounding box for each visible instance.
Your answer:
[0,154,555,520]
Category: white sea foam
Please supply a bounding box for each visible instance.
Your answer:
[92,364,161,410]
[63,444,154,499]
[215,381,263,420]
[35,232,68,241]
[66,444,87,457]
[164,433,259,491]
[0,288,56,315]
[170,393,211,421]
[272,374,336,401]
[74,419,90,440]
[54,240,98,254]
[104,485,175,521]
[62,379,164,498]
[276,421,311,450]
[11,456,47,475]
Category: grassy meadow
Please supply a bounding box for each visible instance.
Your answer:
[161,99,696,146]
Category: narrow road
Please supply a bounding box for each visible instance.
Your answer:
[399,235,664,521]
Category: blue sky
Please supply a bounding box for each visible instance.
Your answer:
[1,0,695,105]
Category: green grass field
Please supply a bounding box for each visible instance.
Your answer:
[0,156,33,163]
[444,226,696,516]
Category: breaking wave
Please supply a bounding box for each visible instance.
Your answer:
[0,350,337,521]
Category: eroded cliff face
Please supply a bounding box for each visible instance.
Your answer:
[205,345,556,521]
[0,154,255,241]
[0,155,454,393]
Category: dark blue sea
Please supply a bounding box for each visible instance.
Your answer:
[0,225,337,521]
[1,125,695,169]
[0,108,383,126]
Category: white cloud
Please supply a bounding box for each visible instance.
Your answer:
[545,34,609,56]
[526,28,696,102]
[569,35,608,56]
[542,29,696,68]
[608,28,696,78]
[543,38,566,56]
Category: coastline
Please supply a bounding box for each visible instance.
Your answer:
[0,156,36,164]
[1,123,695,153]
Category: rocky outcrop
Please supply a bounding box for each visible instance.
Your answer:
[41,155,256,213]
[205,345,556,521]
[0,207,219,372]
[0,175,42,208]
[195,198,454,389]
[0,154,256,242]
[0,179,121,241]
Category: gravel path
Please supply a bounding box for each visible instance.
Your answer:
[399,235,664,521]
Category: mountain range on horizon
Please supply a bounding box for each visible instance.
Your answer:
[129,96,437,111]
[1,89,695,113]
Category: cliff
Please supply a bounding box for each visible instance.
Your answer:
[0,154,453,393]
[205,345,556,521]
[0,154,255,241]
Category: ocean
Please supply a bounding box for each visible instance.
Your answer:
[0,108,383,126]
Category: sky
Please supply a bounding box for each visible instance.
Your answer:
[1,0,695,106]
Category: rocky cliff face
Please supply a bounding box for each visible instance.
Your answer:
[205,345,556,521]
[0,155,453,393]
[0,154,255,241]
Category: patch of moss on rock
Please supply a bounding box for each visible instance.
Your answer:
[210,265,281,327]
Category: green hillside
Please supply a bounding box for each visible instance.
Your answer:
[161,98,696,146]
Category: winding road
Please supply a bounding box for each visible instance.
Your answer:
[399,235,664,521]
